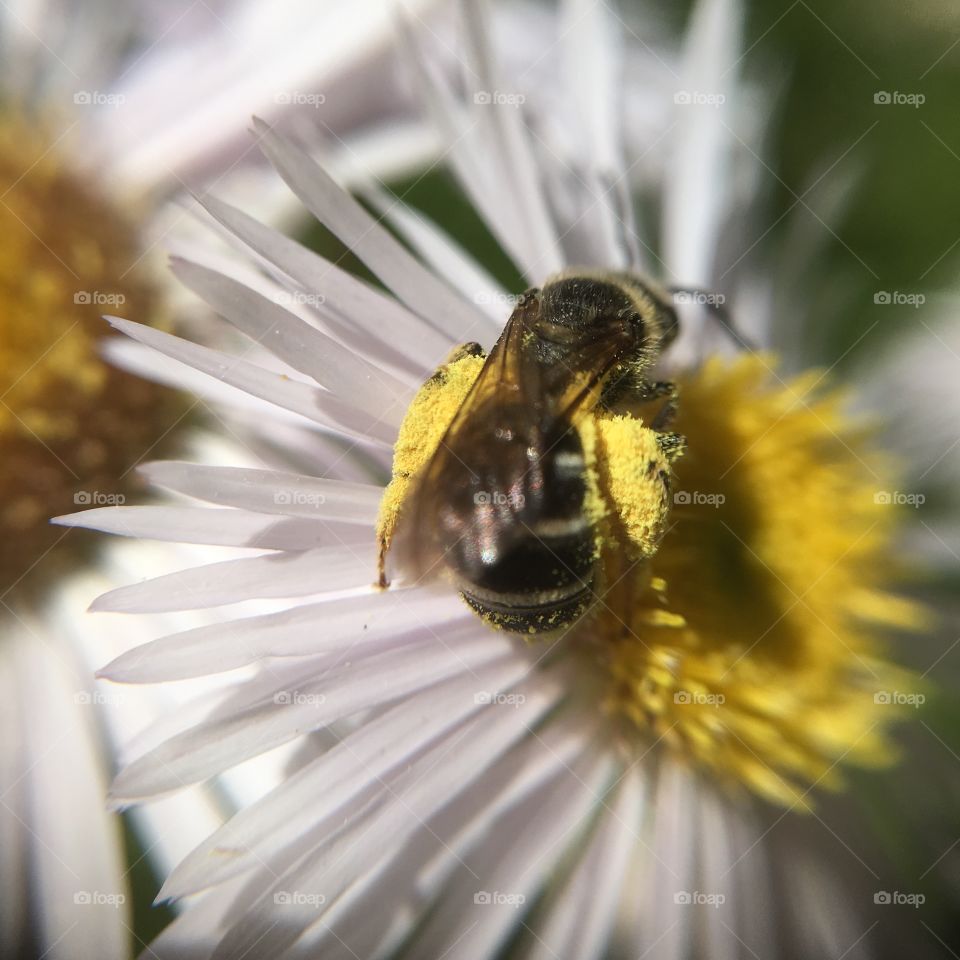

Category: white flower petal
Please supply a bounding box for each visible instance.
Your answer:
[107,316,396,445]
[55,504,369,552]
[101,588,466,683]
[254,120,492,341]
[523,768,645,959]
[411,745,614,960]
[281,705,598,960]
[663,0,744,286]
[137,461,383,521]
[90,546,376,613]
[0,632,129,960]
[702,784,782,960]
[399,11,562,283]
[454,0,565,281]
[196,193,452,377]
[171,257,413,420]
[634,759,698,960]
[110,623,515,800]
[103,0,439,191]
[550,0,636,270]
[211,664,568,959]
[161,654,535,901]
[103,336,338,434]
[362,185,510,325]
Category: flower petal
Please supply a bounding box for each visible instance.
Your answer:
[171,257,412,419]
[196,193,452,376]
[110,623,515,800]
[54,505,368,552]
[253,120,491,340]
[107,317,397,445]
[137,461,382,522]
[210,665,570,960]
[663,0,744,286]
[161,655,535,900]
[523,769,645,959]
[90,547,376,613]
[411,745,614,960]
[100,588,466,683]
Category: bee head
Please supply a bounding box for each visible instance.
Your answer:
[537,272,678,352]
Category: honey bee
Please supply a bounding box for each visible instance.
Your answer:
[378,270,689,633]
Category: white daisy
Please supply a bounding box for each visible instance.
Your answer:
[0,2,449,957]
[63,0,947,958]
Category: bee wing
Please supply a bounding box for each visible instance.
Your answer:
[541,321,637,423]
[389,292,544,583]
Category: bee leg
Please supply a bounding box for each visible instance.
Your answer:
[667,286,758,351]
[656,431,687,463]
[601,373,677,411]
[650,403,677,432]
[643,381,679,432]
[638,380,677,402]
[377,535,390,589]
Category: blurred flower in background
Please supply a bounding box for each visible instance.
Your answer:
[0,0,441,957]
[52,1,960,959]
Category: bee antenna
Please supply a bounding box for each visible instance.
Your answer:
[667,286,758,352]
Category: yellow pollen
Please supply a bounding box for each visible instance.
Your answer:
[0,116,183,600]
[378,347,926,809]
[596,355,927,808]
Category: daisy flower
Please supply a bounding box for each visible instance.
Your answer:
[63,0,949,957]
[0,1,451,956]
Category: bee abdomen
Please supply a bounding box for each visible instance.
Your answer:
[458,531,596,633]
[460,578,593,633]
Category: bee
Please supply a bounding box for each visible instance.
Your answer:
[378,270,690,634]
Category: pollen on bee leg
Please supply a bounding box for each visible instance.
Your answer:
[591,412,681,561]
[375,352,486,571]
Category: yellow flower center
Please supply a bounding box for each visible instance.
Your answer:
[378,349,925,809]
[0,116,182,600]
